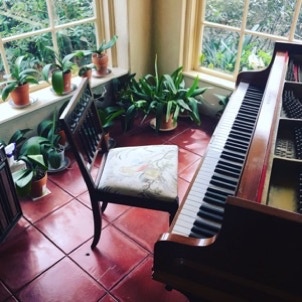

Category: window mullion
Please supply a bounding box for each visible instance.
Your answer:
[233,0,250,80]
[46,0,59,54]
[289,0,302,41]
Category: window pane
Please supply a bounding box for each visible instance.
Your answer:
[53,0,94,25]
[200,27,239,74]
[0,1,48,37]
[4,33,52,69]
[57,23,96,55]
[205,0,244,28]
[240,35,274,71]
[247,1,297,37]
[295,8,302,40]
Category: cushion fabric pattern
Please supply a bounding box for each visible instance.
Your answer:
[98,145,178,202]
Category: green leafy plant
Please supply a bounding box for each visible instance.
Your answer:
[1,56,40,101]
[12,136,48,197]
[42,47,84,95]
[0,129,31,149]
[129,57,209,132]
[78,64,93,76]
[93,35,118,55]
[98,106,125,130]
[37,108,66,169]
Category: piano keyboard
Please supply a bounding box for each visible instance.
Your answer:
[172,82,264,238]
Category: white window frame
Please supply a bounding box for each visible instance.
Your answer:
[183,0,302,86]
[0,0,124,87]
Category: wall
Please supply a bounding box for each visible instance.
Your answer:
[127,0,183,76]
[153,0,184,74]
[127,0,231,117]
[128,0,153,78]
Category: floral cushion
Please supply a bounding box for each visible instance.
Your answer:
[98,145,178,202]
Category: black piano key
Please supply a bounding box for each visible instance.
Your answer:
[220,152,245,164]
[216,161,242,175]
[212,174,238,186]
[222,150,245,160]
[210,178,237,192]
[197,208,224,222]
[226,137,250,149]
[214,167,240,179]
[190,226,216,238]
[205,189,229,203]
[194,217,221,233]
[224,141,248,153]
[229,131,250,143]
[232,124,254,134]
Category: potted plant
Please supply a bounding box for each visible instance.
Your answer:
[91,35,118,76]
[128,57,209,132]
[37,108,67,170]
[113,73,139,132]
[12,136,49,198]
[1,56,40,106]
[97,105,125,148]
[78,64,93,79]
[42,47,84,95]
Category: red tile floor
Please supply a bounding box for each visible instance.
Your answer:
[0,114,217,302]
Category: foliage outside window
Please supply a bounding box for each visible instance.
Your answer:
[0,0,100,85]
[197,0,302,81]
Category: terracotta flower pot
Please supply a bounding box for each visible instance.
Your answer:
[63,71,72,93]
[150,114,177,131]
[58,130,67,146]
[92,53,109,75]
[11,83,30,106]
[31,172,47,198]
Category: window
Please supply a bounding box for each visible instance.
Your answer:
[187,0,302,83]
[0,0,119,84]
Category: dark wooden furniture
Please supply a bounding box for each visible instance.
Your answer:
[60,78,179,249]
[0,144,22,243]
[152,42,302,301]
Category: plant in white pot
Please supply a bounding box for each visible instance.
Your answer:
[1,56,40,106]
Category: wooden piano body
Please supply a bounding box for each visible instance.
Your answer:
[153,42,302,301]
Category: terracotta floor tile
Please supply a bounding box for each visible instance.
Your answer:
[0,226,64,292]
[170,128,211,155]
[76,191,131,223]
[48,159,87,197]
[70,225,148,290]
[16,257,106,302]
[98,293,119,302]
[178,147,201,174]
[111,256,189,302]
[21,180,73,224]
[178,177,190,207]
[34,200,95,253]
[113,207,170,252]
[179,157,202,183]
[1,216,30,244]
[0,281,12,301]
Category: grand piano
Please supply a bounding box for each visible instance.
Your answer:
[153,42,302,301]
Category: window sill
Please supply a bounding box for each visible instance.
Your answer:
[183,70,235,91]
[0,67,128,125]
